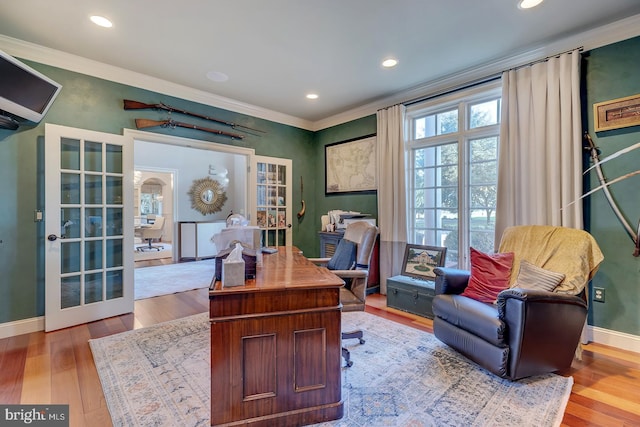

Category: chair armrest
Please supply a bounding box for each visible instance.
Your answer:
[434,267,471,295]
[496,288,588,318]
[496,287,588,379]
[336,270,368,304]
[307,257,331,267]
[329,269,367,279]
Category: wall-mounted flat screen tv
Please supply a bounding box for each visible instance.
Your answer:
[0,49,62,126]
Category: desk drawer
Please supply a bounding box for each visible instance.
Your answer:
[387,275,435,319]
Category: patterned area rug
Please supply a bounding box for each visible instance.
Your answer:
[134,260,215,300]
[89,312,572,427]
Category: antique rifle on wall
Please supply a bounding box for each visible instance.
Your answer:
[584,132,639,256]
[124,99,265,135]
[135,118,244,140]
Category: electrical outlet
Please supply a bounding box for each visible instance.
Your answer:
[593,287,605,302]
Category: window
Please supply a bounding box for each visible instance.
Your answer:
[406,83,501,269]
[140,181,163,216]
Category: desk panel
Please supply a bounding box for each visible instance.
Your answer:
[209,248,344,426]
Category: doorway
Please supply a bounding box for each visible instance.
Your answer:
[125,129,256,299]
[133,168,175,267]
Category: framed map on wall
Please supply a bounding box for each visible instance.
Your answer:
[325,134,377,195]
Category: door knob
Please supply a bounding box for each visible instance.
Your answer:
[47,234,66,241]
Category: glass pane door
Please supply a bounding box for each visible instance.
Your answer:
[255,156,292,247]
[45,124,133,332]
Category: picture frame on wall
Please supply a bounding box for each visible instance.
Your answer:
[400,244,447,281]
[325,134,377,195]
[593,93,640,132]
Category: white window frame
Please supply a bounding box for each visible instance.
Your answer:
[405,82,502,269]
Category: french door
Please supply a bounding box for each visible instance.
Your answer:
[255,155,292,247]
[44,124,133,331]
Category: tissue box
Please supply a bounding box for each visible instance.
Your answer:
[222,259,245,287]
[214,247,257,280]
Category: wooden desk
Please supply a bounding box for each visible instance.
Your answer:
[209,247,344,426]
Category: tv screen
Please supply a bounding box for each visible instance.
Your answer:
[0,50,62,125]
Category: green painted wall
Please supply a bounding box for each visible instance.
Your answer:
[312,115,378,234]
[583,36,640,335]
[2,35,640,337]
[0,62,316,324]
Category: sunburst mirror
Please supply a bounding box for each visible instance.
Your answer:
[188,177,227,215]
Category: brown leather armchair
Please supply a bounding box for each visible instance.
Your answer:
[309,221,378,366]
[432,225,604,380]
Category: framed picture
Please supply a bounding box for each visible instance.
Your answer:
[256,210,266,228]
[593,93,640,132]
[401,244,447,281]
[325,134,377,195]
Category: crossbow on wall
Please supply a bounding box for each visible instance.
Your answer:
[583,132,640,257]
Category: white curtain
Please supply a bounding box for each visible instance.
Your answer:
[376,104,407,294]
[495,49,583,241]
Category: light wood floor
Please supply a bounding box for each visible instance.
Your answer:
[1,290,639,426]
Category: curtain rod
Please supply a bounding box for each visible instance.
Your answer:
[403,46,583,108]
[507,46,584,72]
[403,74,501,107]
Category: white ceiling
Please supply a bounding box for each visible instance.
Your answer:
[1,0,640,129]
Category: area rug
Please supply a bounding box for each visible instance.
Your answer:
[134,259,215,300]
[89,312,572,427]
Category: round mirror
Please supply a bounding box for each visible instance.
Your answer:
[188,177,227,215]
[201,189,214,203]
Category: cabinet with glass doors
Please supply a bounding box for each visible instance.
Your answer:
[256,157,292,247]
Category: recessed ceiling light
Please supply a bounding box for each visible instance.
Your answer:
[90,15,113,28]
[206,71,229,82]
[518,0,543,9]
[382,58,398,68]
[306,93,319,100]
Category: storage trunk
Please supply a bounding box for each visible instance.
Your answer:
[386,275,435,319]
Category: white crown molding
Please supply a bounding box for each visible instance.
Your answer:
[0,34,313,131]
[1,13,639,132]
[313,13,640,131]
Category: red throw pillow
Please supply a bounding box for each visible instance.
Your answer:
[461,247,514,303]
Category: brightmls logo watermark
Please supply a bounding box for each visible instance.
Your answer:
[0,405,68,426]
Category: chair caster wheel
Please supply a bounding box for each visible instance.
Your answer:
[346,360,353,367]
[359,338,366,345]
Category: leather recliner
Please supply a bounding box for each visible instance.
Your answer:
[432,225,604,380]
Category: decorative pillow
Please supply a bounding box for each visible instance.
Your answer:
[327,238,357,271]
[461,247,514,303]
[513,260,565,292]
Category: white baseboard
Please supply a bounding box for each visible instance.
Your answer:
[585,325,640,354]
[0,316,44,339]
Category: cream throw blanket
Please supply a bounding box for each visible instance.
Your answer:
[498,225,604,295]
